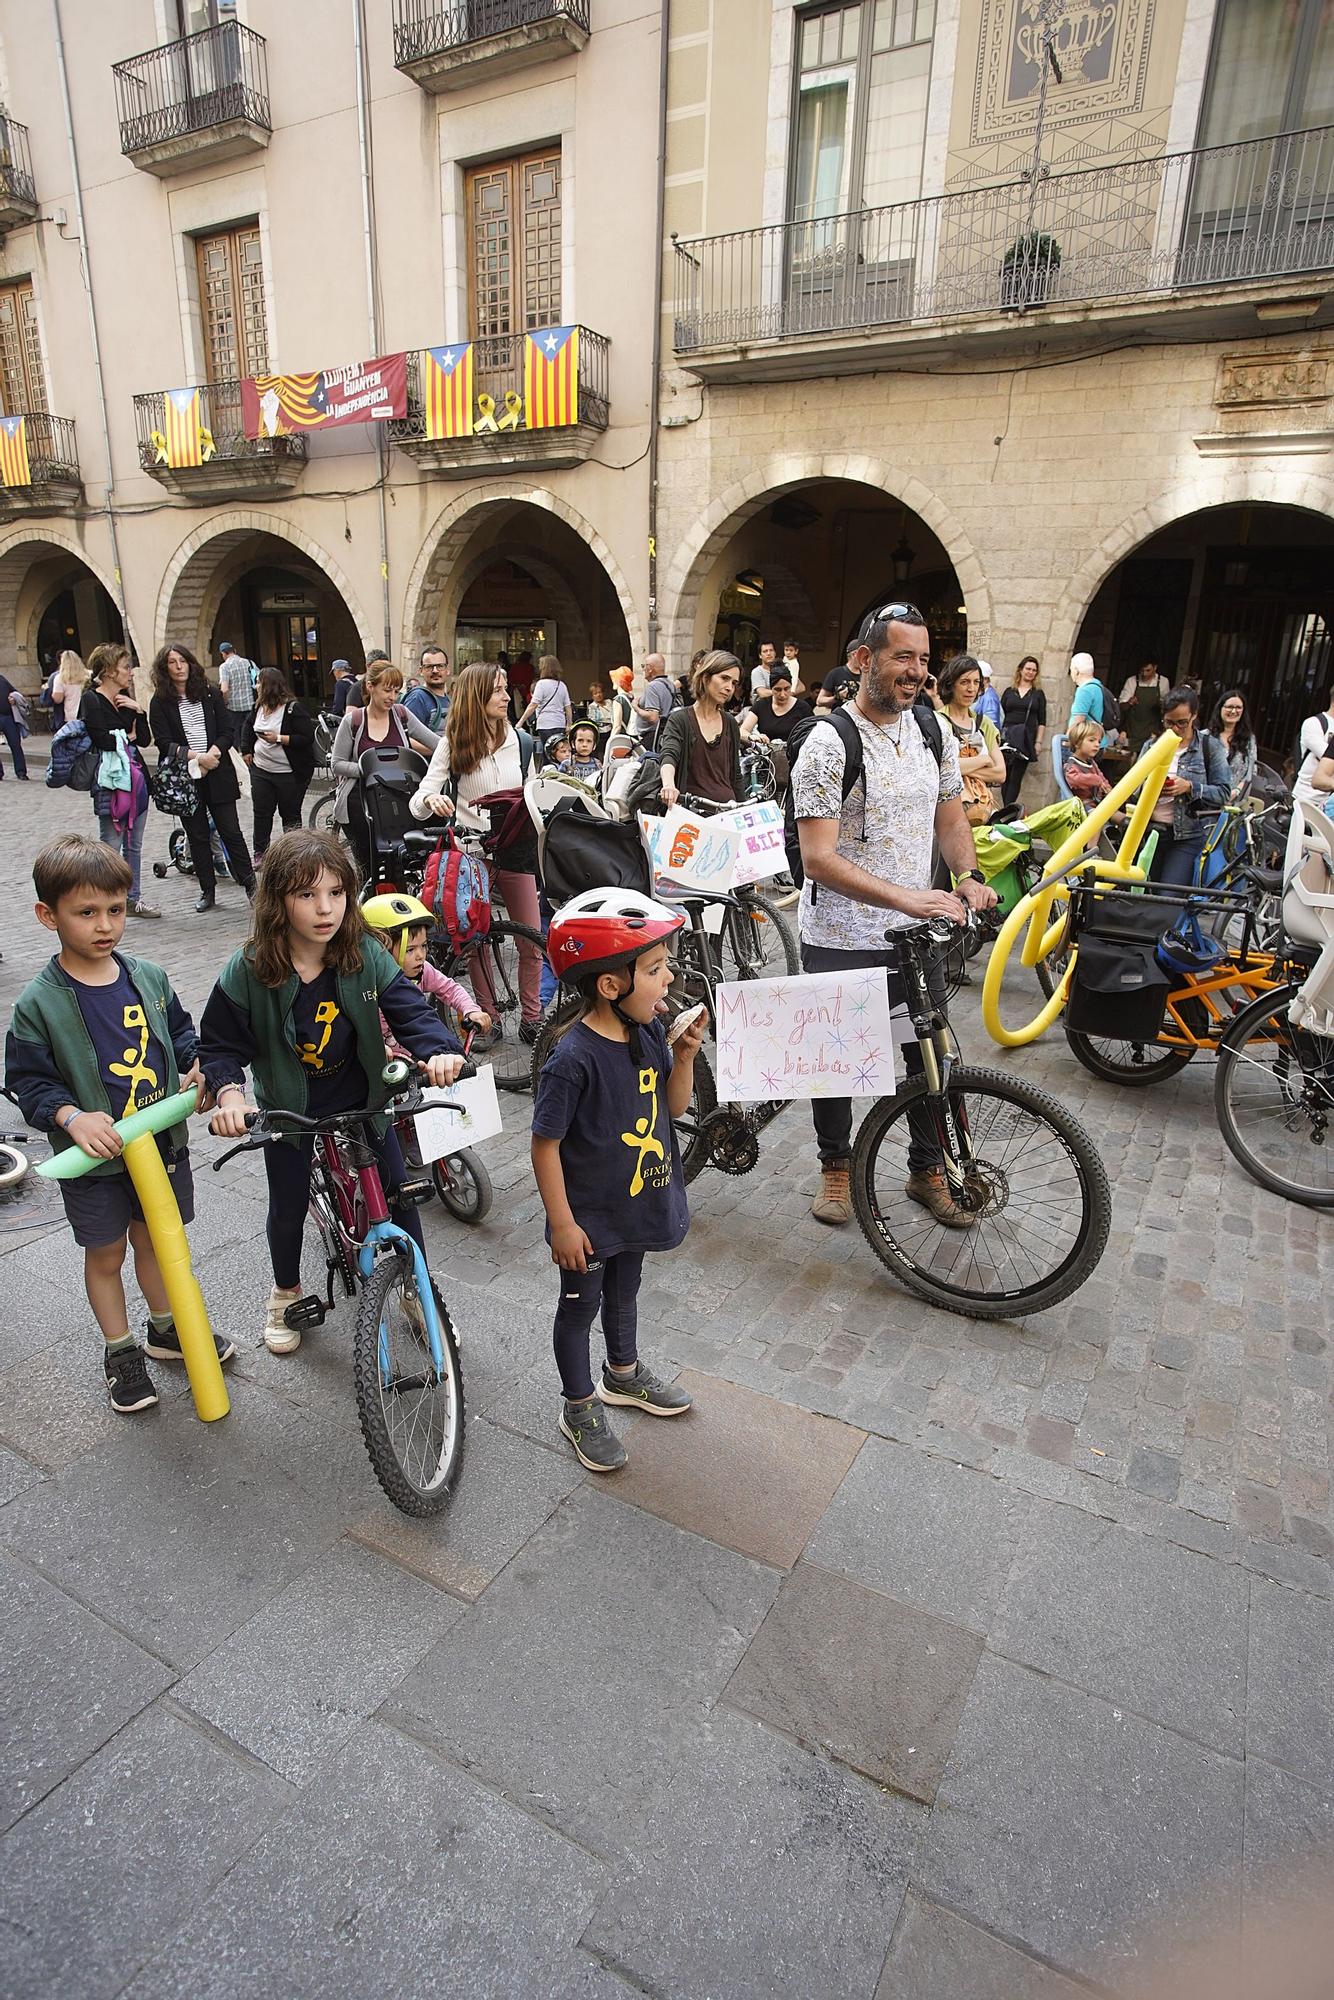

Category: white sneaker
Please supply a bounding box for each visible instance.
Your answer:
[264,1285,303,1354]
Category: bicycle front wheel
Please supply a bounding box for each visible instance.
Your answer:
[1214,983,1334,1208]
[722,891,799,980]
[306,788,337,832]
[850,1065,1111,1318]
[353,1253,465,1515]
[456,919,546,1093]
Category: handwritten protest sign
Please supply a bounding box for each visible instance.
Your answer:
[714,970,896,1101]
[639,808,740,895]
[412,1065,503,1160]
[726,800,788,885]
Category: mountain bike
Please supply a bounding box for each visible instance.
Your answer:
[211,1059,468,1514]
[1214,970,1332,1207]
[535,911,1111,1318]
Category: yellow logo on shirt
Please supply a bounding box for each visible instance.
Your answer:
[620,1064,671,1197]
[298,999,339,1071]
[108,1003,160,1116]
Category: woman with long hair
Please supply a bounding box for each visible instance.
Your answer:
[329,656,439,877]
[519,654,572,756]
[998,655,1047,808]
[148,641,256,910]
[51,649,89,726]
[410,661,544,1036]
[1208,687,1257,801]
[657,649,745,808]
[243,666,317,857]
[82,643,159,919]
[938,654,1006,825]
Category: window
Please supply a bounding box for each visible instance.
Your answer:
[0,280,46,414]
[195,223,268,383]
[175,0,234,33]
[790,0,935,224]
[1197,0,1334,149]
[466,149,562,345]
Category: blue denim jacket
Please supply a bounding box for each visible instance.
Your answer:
[1171,728,1231,840]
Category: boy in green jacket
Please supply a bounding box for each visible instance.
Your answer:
[4,835,232,1412]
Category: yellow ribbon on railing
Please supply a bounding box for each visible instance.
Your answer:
[475,391,524,434]
[980,727,1180,1048]
[200,426,216,462]
[150,429,169,465]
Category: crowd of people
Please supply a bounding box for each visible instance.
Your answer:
[3,615,1332,1472]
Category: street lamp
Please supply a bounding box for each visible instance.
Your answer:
[891,536,914,586]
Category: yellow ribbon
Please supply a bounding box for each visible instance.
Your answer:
[475,394,498,433]
[475,390,525,434]
[200,426,216,463]
[150,429,169,465]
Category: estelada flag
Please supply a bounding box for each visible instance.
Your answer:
[241,353,407,438]
[524,325,579,430]
[0,414,31,487]
[163,387,205,467]
[423,344,473,439]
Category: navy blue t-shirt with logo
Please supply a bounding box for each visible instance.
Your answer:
[69,963,170,1122]
[531,1018,688,1258]
[293,968,367,1113]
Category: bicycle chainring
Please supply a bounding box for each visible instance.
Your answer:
[701,1110,760,1175]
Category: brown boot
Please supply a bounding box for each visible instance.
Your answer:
[905,1169,975,1229]
[811,1159,851,1225]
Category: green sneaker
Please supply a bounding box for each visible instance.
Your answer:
[597,1362,692,1418]
[559,1397,627,1473]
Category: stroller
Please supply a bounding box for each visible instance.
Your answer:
[355,745,438,894]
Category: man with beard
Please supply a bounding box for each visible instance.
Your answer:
[792,603,997,1226]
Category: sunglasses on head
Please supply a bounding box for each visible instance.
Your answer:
[859,603,924,640]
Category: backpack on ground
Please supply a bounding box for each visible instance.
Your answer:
[422,826,491,950]
[45,717,99,792]
[783,700,943,858]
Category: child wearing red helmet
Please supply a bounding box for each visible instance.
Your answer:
[531,889,708,1471]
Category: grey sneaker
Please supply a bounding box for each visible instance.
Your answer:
[598,1362,692,1418]
[559,1397,627,1472]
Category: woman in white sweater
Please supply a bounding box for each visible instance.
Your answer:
[411,661,543,1036]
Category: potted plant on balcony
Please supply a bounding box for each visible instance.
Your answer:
[1000,231,1061,309]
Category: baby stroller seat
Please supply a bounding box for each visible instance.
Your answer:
[358,745,431,890]
[537,793,655,908]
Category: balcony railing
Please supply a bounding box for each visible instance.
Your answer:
[0,414,80,510]
[114,20,270,158]
[674,124,1334,353]
[391,326,609,451]
[393,0,590,63]
[0,116,36,215]
[133,380,305,495]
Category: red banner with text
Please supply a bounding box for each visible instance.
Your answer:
[241,353,407,438]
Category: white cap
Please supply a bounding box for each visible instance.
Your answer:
[978,660,992,678]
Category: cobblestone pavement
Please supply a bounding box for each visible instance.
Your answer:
[1,778,1331,1997]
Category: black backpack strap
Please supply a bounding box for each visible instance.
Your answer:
[829,703,866,802]
[911,699,944,766]
[516,728,535,780]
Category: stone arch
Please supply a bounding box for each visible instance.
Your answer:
[0,526,137,685]
[1046,463,1334,667]
[448,542,592,667]
[662,452,992,663]
[155,511,375,660]
[402,485,644,665]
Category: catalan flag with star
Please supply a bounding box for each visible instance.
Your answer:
[423,344,474,440]
[524,325,579,431]
[162,387,208,467]
[0,414,31,487]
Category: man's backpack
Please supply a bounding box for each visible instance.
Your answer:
[422,826,491,951]
[1096,681,1122,735]
[45,718,99,792]
[783,701,943,858]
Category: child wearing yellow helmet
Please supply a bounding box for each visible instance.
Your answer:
[361,893,492,1047]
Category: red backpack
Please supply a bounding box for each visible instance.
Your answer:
[422,827,491,950]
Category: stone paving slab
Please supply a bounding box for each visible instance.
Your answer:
[583,1705,922,2000]
[722,1557,982,1802]
[876,1893,1098,2000]
[604,1367,866,1568]
[806,1435,1029,1633]
[1245,1578,1334,1788]
[121,1718,607,2000]
[173,1539,466,1785]
[917,1655,1244,1982]
[990,1498,1249,1755]
[0,1703,293,2000]
[1,1544,175,1833]
[382,1485,779,1859]
[0,1438,41,1507]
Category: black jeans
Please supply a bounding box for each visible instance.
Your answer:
[0,712,27,777]
[262,1125,423,1290]
[800,940,946,1175]
[551,1250,643,1403]
[999,749,1029,808]
[251,769,307,856]
[183,796,254,895]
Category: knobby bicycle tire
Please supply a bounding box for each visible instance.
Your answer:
[306,788,337,831]
[529,993,719,1184]
[433,1147,494,1224]
[353,1253,466,1515]
[1214,982,1334,1209]
[724,892,800,981]
[452,919,545,1094]
[850,1064,1111,1318]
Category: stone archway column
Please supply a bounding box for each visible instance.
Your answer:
[155,511,377,662]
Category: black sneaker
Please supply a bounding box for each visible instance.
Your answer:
[143,1322,237,1366]
[597,1362,692,1418]
[104,1344,158,1413]
[559,1397,627,1472]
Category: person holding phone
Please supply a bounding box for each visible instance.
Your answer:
[1147,686,1231,884]
[242,667,316,858]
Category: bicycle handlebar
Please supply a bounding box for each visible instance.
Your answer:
[209,1057,477,1170]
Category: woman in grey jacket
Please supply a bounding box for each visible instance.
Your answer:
[330,658,439,877]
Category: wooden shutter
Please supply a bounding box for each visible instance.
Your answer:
[0,281,47,414]
[466,148,562,343]
[196,223,269,384]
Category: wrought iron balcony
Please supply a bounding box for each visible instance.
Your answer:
[114,20,270,176]
[0,414,81,517]
[390,327,609,475]
[393,0,590,92]
[674,124,1334,368]
[133,380,305,499]
[0,117,37,231]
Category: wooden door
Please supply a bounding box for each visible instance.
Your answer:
[0,281,47,414]
[465,150,561,403]
[196,224,269,385]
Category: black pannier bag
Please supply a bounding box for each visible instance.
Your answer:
[538,796,654,907]
[1066,889,1184,1040]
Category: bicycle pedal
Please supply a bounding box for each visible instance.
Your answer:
[397,1176,434,1205]
[283,1295,329,1330]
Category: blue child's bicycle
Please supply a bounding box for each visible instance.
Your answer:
[212,1059,467,1515]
